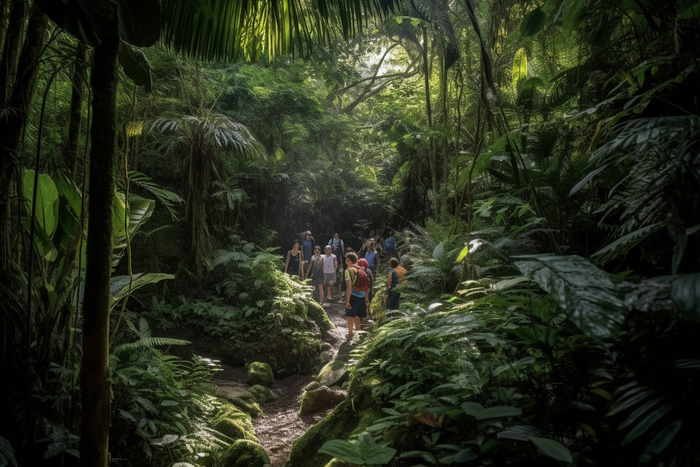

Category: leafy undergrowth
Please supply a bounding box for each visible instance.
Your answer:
[302,234,700,467]
[143,236,333,374]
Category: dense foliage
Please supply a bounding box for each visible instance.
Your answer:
[1,0,699,465]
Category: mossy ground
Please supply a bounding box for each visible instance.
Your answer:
[219,439,270,467]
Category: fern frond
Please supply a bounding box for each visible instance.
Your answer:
[113,337,190,353]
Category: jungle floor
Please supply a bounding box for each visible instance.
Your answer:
[211,298,356,466]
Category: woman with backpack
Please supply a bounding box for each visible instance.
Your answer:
[344,252,369,339]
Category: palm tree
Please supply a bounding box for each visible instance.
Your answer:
[152,113,263,275]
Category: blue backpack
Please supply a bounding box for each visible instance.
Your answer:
[384,236,396,252]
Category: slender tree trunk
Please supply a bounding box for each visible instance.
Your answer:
[80,20,119,467]
[0,5,47,271]
[66,42,87,175]
[422,28,438,217]
[0,0,26,107]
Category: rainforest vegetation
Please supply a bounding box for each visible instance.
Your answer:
[1,0,699,466]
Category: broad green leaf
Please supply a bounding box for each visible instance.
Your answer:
[453,448,479,462]
[512,48,527,94]
[474,406,522,420]
[150,434,178,445]
[621,406,673,446]
[591,222,667,265]
[110,273,175,310]
[514,255,629,341]
[639,419,682,463]
[671,274,700,322]
[461,401,484,416]
[530,437,572,463]
[319,434,396,465]
[520,8,546,37]
[119,42,153,93]
[456,245,469,262]
[432,242,445,259]
[497,425,543,441]
[23,170,59,238]
[0,435,17,467]
[678,1,700,18]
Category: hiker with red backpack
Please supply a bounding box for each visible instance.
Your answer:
[344,252,370,339]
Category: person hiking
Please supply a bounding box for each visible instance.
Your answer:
[384,257,401,310]
[328,233,345,297]
[284,240,303,279]
[302,230,315,265]
[322,245,338,304]
[362,240,379,276]
[356,258,375,316]
[306,246,325,305]
[344,253,369,339]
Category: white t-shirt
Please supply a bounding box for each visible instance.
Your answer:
[323,254,336,273]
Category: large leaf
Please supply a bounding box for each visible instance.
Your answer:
[110,273,174,310]
[319,434,396,465]
[670,274,700,322]
[512,48,527,95]
[119,43,153,93]
[529,437,573,463]
[23,170,59,238]
[514,255,629,341]
[520,7,546,37]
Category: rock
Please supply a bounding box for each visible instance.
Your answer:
[304,381,321,392]
[248,384,276,403]
[213,418,255,441]
[212,401,255,434]
[215,381,249,400]
[219,439,270,467]
[230,397,263,417]
[299,385,345,415]
[316,360,348,387]
[317,349,334,367]
[248,362,274,386]
[306,301,334,334]
[288,396,382,467]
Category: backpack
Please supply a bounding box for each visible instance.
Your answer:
[350,266,371,292]
[384,236,396,252]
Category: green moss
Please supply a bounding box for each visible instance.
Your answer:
[230,396,263,417]
[330,359,345,371]
[286,394,381,467]
[247,361,274,386]
[213,418,256,442]
[307,301,334,333]
[248,384,276,403]
[219,439,270,467]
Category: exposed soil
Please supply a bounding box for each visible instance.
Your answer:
[212,296,355,466]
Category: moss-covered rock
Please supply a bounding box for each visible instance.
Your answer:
[230,396,263,417]
[316,360,348,387]
[287,395,381,467]
[306,301,334,334]
[299,385,345,415]
[219,439,270,467]
[305,381,321,392]
[247,361,274,386]
[213,418,256,441]
[248,384,276,403]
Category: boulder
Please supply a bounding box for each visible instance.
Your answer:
[213,418,255,441]
[316,360,348,387]
[219,439,270,467]
[247,362,274,386]
[299,385,345,415]
[248,384,276,403]
[317,349,334,367]
[304,381,321,392]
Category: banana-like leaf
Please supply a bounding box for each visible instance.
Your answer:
[529,437,573,463]
[520,7,546,37]
[110,273,174,310]
[514,255,629,341]
[23,170,59,238]
[119,42,153,93]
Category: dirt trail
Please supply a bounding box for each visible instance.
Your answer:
[212,299,352,467]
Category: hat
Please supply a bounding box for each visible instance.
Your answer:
[357,259,370,268]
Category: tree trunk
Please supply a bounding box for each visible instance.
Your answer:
[421,28,438,218]
[0,0,26,107]
[66,42,87,175]
[0,4,47,271]
[80,20,119,467]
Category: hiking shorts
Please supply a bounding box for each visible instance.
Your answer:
[345,294,367,318]
[324,273,335,285]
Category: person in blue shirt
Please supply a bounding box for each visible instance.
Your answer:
[362,240,379,276]
[302,230,315,265]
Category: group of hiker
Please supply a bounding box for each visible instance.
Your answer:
[283,229,406,339]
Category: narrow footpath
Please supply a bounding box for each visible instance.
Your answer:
[212,300,354,467]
